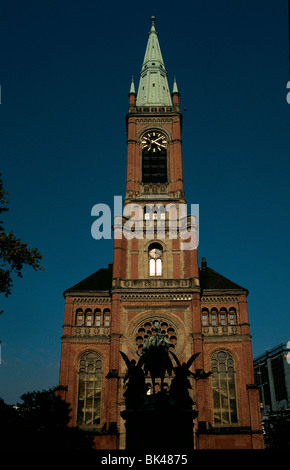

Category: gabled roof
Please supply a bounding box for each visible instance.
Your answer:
[199,258,248,293]
[64,266,112,295]
[64,259,247,295]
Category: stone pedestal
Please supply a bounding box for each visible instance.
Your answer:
[121,393,198,450]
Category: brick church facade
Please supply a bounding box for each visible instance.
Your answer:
[58,17,264,450]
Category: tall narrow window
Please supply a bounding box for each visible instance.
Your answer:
[156,258,162,276]
[95,308,101,326]
[229,308,236,325]
[220,308,227,325]
[103,308,110,327]
[85,309,93,326]
[149,243,163,276]
[201,308,209,326]
[141,131,168,183]
[211,351,238,425]
[77,351,102,426]
[76,308,84,326]
[211,308,218,325]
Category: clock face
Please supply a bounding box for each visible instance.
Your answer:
[149,248,162,259]
[141,131,167,152]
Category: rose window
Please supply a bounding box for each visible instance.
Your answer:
[135,319,178,355]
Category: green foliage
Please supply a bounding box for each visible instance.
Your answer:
[0,175,43,307]
[0,387,94,450]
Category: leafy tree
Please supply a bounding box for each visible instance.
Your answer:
[0,387,94,450]
[0,174,43,309]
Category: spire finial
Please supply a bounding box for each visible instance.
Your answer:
[150,15,156,32]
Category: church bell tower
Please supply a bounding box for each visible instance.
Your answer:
[58,17,264,450]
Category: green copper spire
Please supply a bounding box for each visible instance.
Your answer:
[136,16,172,106]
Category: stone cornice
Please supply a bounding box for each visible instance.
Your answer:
[112,278,200,289]
[201,295,239,303]
[119,292,194,301]
[72,296,111,304]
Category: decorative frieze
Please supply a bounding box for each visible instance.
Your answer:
[140,182,168,194]
[120,293,193,301]
[73,297,111,304]
[63,336,110,345]
[201,296,239,303]
[74,326,110,337]
[134,106,175,113]
[202,325,239,336]
[135,117,173,123]
[116,278,198,289]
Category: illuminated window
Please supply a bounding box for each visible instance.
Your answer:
[144,204,166,220]
[211,351,238,425]
[156,258,162,276]
[148,243,163,276]
[77,351,102,426]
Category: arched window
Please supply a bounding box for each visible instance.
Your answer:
[141,131,167,183]
[220,308,227,325]
[85,308,93,326]
[103,308,110,327]
[211,308,218,326]
[229,308,237,325]
[77,351,102,426]
[144,204,166,220]
[211,351,238,425]
[76,308,84,326]
[201,308,209,326]
[94,308,101,326]
[148,243,163,276]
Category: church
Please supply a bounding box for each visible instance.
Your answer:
[58,17,264,450]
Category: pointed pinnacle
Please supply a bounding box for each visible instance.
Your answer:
[172,76,179,94]
[129,76,136,94]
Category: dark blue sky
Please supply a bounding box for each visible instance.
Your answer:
[0,0,289,404]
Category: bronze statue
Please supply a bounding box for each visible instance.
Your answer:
[138,321,173,393]
[120,352,147,408]
[120,321,212,411]
[169,351,200,408]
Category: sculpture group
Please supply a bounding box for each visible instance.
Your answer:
[120,320,211,410]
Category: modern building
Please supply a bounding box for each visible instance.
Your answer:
[58,17,264,450]
[254,342,290,415]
